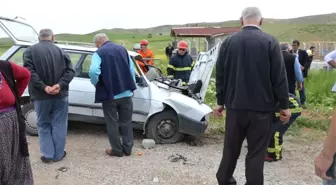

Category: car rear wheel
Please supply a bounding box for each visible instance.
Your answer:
[22,103,38,136]
[146,109,184,144]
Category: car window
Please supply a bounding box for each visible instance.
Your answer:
[82,54,91,73]
[8,47,26,65]
[66,52,83,66]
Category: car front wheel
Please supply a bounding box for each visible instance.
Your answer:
[146,109,184,144]
[22,103,38,136]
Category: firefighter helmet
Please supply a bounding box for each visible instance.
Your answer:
[177,41,188,49]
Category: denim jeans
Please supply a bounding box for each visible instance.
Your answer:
[33,97,69,160]
[323,154,336,185]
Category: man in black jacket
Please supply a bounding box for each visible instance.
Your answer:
[290,40,309,106]
[165,43,174,59]
[23,29,75,163]
[213,7,291,185]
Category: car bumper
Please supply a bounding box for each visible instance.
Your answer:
[178,114,208,136]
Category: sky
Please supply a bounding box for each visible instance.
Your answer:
[1,0,335,34]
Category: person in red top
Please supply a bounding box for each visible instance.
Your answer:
[0,60,33,185]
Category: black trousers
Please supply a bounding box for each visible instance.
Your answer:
[216,109,274,185]
[102,97,134,156]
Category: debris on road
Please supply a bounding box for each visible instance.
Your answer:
[57,166,69,172]
[168,153,187,163]
[142,139,156,149]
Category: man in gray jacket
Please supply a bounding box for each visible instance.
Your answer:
[23,29,75,163]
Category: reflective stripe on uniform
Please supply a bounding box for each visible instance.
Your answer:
[167,65,192,71]
[191,61,195,67]
[267,131,282,160]
[167,75,174,78]
[289,97,299,108]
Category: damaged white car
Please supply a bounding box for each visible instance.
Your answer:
[0,16,220,143]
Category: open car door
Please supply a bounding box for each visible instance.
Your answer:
[0,16,39,44]
[188,42,221,102]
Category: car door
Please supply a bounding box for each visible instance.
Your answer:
[188,42,221,101]
[65,51,94,117]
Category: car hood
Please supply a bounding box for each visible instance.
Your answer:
[163,92,212,121]
[188,42,221,102]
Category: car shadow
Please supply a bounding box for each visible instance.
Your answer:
[67,121,206,146]
[67,121,145,140]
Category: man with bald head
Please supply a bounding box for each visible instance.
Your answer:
[23,29,75,163]
[213,7,290,185]
[89,33,136,157]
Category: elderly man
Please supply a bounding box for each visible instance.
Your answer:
[89,33,136,157]
[280,43,304,94]
[23,29,75,163]
[213,7,291,185]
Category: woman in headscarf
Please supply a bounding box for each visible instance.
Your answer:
[0,60,34,185]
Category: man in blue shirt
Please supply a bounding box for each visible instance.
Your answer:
[89,33,137,157]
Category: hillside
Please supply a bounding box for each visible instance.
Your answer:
[55,13,336,42]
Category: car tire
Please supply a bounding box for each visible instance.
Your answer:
[22,103,38,136]
[146,109,184,144]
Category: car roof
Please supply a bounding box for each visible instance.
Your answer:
[14,41,140,57]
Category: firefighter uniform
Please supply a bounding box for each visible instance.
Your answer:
[167,41,195,85]
[266,93,302,162]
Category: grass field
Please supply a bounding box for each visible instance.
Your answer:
[0,13,335,137]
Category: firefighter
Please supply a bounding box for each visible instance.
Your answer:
[265,93,302,162]
[167,40,195,85]
[136,39,155,74]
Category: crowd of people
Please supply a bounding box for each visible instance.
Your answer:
[0,6,336,185]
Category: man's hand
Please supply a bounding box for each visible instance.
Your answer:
[279,109,291,124]
[50,84,61,95]
[300,66,305,70]
[315,151,334,180]
[213,105,225,117]
[44,86,53,94]
[297,82,303,91]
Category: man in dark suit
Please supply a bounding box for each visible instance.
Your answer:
[290,40,309,106]
[213,7,291,185]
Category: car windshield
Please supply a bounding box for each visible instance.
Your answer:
[0,19,39,43]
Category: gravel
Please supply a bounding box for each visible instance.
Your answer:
[28,123,324,185]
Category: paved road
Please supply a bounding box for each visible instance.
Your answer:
[27,122,323,185]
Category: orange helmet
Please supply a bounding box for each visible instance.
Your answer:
[140,39,148,45]
[178,41,188,49]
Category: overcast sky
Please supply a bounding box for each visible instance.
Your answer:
[1,0,335,34]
